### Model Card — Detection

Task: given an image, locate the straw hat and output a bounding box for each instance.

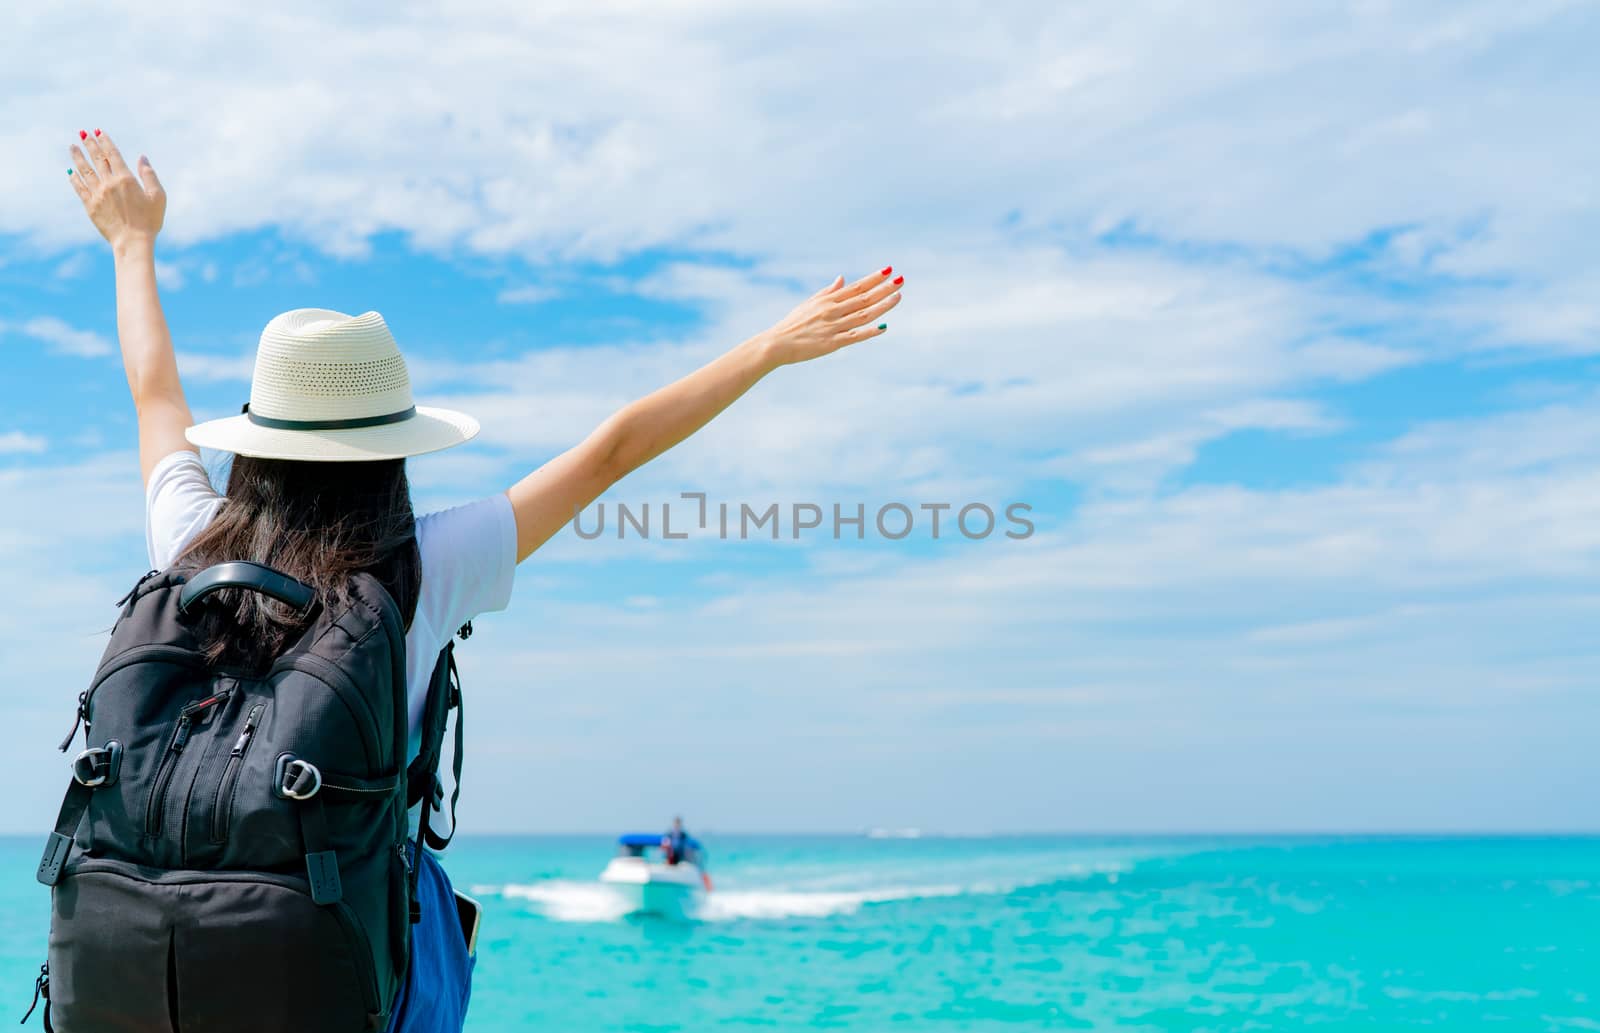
[185,309,479,461]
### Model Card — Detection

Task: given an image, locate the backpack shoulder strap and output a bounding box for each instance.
[406,621,470,854]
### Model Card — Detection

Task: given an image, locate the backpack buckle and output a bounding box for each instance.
[71,742,122,788]
[275,756,323,800]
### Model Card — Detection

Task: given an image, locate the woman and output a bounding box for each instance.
[64,129,904,1029]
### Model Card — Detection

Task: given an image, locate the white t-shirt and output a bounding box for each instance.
[144,449,517,839]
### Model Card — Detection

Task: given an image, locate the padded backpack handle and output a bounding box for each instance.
[178,561,316,615]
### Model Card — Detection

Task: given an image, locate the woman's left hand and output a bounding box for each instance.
[759,266,905,367]
[67,130,166,252]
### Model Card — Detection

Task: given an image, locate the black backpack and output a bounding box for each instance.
[27,561,467,1033]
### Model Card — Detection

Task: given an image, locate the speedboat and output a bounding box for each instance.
[599,833,712,916]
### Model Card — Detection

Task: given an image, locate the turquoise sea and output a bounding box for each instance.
[1,835,1594,1030]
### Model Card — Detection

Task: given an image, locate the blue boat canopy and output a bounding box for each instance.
[618,833,701,850]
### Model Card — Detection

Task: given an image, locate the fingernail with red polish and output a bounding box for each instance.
[79,130,87,140]
[880,266,892,276]
[893,276,904,285]
[94,129,102,137]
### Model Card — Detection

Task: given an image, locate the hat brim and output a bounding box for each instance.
[185,405,480,462]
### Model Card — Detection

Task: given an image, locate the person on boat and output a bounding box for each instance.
[663,817,690,865]
[63,129,904,1032]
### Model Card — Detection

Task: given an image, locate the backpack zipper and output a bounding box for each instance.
[391,842,413,987]
[144,691,231,839]
[61,645,209,754]
[210,702,265,843]
[57,691,89,752]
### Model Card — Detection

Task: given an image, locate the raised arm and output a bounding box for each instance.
[506,267,905,562]
[67,130,190,487]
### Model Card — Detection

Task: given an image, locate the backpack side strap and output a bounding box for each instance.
[36,781,91,887]
[410,642,464,853]
[403,623,470,919]
[37,739,128,886]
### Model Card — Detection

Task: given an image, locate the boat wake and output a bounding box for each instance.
[487,880,639,923]
[475,857,1138,924]
[473,879,977,923]
[695,883,962,920]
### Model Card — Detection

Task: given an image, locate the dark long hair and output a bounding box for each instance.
[172,454,422,673]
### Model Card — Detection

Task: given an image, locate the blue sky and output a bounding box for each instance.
[2,1,1597,833]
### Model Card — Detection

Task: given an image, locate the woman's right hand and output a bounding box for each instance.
[67,130,166,252]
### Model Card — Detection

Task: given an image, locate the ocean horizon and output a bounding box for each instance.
[3,833,1594,1030]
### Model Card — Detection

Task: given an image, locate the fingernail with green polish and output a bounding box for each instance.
[66,169,73,176]
[878,323,887,330]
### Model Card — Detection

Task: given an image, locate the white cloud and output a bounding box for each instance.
[176,350,255,382]
[154,259,186,290]
[0,0,1593,342]
[1063,398,1341,488]
[0,431,48,454]
[16,316,113,358]
[8,1,1590,512]
[0,453,155,834]
[438,394,1600,830]
[370,246,1371,507]
[53,251,92,280]
[496,284,560,305]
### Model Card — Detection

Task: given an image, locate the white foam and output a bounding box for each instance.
[481,880,637,923]
[474,879,972,923]
[695,883,964,921]
[474,851,1149,925]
